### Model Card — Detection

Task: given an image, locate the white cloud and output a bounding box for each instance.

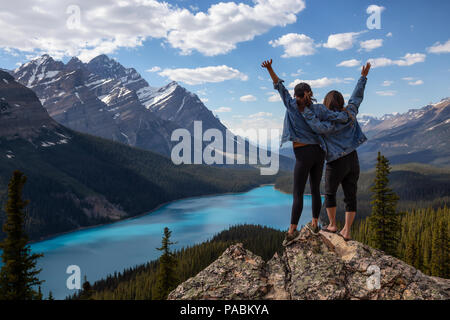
[269,33,316,58]
[376,90,397,96]
[337,59,361,67]
[0,0,307,60]
[146,66,161,72]
[290,69,303,77]
[249,112,273,118]
[382,80,393,87]
[386,32,393,37]
[214,107,232,113]
[159,65,248,85]
[402,77,424,86]
[360,39,383,52]
[288,77,353,89]
[267,92,281,102]
[427,39,450,54]
[368,53,426,68]
[408,80,424,86]
[197,88,207,96]
[240,95,257,102]
[323,31,364,51]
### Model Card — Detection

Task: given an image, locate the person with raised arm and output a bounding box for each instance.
[301,63,371,241]
[261,59,352,246]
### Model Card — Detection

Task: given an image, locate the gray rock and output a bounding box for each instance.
[168,227,450,300]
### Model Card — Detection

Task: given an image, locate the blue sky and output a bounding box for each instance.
[0,0,449,134]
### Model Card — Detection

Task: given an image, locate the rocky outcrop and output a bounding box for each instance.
[168,227,450,300]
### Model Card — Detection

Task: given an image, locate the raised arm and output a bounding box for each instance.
[261,59,297,113]
[347,62,370,117]
[261,59,279,83]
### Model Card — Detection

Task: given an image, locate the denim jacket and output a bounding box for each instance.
[301,76,368,162]
[274,79,350,152]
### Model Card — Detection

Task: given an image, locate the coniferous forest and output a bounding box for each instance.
[0,131,281,241]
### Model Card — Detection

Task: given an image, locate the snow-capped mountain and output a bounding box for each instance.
[357,98,450,169]
[11,54,294,170]
[11,54,226,157]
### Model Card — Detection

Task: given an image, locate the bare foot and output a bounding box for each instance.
[339,230,351,241]
[323,225,337,232]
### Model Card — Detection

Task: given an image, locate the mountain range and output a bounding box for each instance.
[357,98,450,169]
[10,54,295,171]
[0,70,276,240]
[11,54,204,156]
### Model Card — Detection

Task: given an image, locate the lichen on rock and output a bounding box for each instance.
[168,227,450,300]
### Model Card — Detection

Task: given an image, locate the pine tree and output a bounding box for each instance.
[37,286,43,300]
[48,291,54,300]
[79,275,93,300]
[0,171,44,300]
[368,152,401,256]
[405,240,417,267]
[431,219,449,278]
[152,227,178,300]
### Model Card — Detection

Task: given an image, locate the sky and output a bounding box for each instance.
[0,0,449,137]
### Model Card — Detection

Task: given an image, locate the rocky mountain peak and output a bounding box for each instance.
[87,54,127,79]
[168,227,450,300]
[65,56,85,71]
[13,54,64,87]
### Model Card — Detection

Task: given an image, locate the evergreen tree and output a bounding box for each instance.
[368,152,401,256]
[152,227,178,300]
[0,171,43,300]
[431,219,449,278]
[48,291,54,300]
[37,286,43,300]
[79,275,93,300]
[405,240,417,268]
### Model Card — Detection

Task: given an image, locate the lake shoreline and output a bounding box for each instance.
[29,183,278,245]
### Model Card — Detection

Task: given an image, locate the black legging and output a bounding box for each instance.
[291,144,325,225]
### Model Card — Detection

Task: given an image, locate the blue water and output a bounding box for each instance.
[8,185,316,299]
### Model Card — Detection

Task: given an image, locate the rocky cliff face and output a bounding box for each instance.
[168,227,450,300]
[0,70,63,140]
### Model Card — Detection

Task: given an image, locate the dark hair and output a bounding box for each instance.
[323,90,345,111]
[294,82,311,98]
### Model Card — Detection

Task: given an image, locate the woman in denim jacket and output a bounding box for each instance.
[301,63,371,241]
[262,59,353,246]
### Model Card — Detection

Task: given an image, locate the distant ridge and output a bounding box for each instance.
[357,97,450,169]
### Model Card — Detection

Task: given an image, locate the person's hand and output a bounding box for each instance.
[261,59,273,69]
[361,62,371,77]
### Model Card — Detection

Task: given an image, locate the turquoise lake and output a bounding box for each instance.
[20,185,315,299]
